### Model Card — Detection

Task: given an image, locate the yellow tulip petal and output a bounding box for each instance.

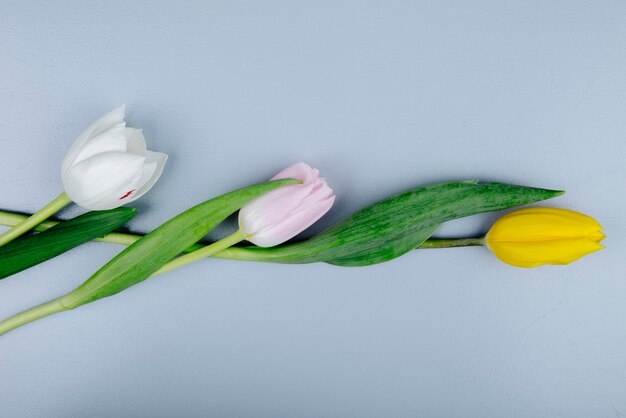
[488,209,603,242]
[488,238,604,268]
[498,208,603,230]
[486,208,605,268]
[588,231,606,243]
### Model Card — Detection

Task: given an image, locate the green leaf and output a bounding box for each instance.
[0,208,138,280]
[224,181,564,266]
[60,179,297,309]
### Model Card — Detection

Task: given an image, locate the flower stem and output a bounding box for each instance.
[0,209,485,261]
[418,237,485,248]
[0,297,67,336]
[0,193,72,247]
[153,230,245,275]
[0,230,246,337]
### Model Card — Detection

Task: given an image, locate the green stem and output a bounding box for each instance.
[154,230,245,275]
[0,230,246,336]
[418,237,485,248]
[0,214,485,336]
[0,297,67,336]
[0,193,72,247]
[0,210,485,261]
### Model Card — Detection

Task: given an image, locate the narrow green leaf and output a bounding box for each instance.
[224,181,564,266]
[0,208,138,280]
[60,179,298,309]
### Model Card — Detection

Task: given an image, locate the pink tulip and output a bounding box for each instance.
[238,162,335,247]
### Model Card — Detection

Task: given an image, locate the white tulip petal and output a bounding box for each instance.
[125,128,147,156]
[126,151,168,202]
[62,151,146,210]
[88,105,126,140]
[69,123,127,168]
[61,105,126,174]
[60,105,167,210]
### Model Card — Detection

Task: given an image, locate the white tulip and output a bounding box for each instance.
[0,106,167,247]
[61,105,168,210]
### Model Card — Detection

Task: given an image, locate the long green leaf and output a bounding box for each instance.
[219,181,564,266]
[59,179,297,309]
[0,208,137,280]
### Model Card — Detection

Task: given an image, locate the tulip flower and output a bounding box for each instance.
[0,106,167,247]
[238,162,335,247]
[155,162,334,274]
[485,208,605,268]
[61,105,168,210]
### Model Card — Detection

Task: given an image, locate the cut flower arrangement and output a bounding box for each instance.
[0,107,606,336]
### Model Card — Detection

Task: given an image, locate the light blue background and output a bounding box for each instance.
[1,1,625,417]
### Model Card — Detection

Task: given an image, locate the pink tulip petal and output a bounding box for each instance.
[239,162,335,247]
[249,195,335,247]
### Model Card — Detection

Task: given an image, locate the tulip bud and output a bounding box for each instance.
[61,105,168,210]
[0,106,168,248]
[485,208,605,268]
[238,162,335,247]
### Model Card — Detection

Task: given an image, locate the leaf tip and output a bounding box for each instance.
[546,189,565,198]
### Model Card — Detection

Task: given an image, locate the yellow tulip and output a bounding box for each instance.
[485,208,605,268]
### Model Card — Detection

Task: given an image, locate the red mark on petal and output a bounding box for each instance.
[119,189,136,200]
